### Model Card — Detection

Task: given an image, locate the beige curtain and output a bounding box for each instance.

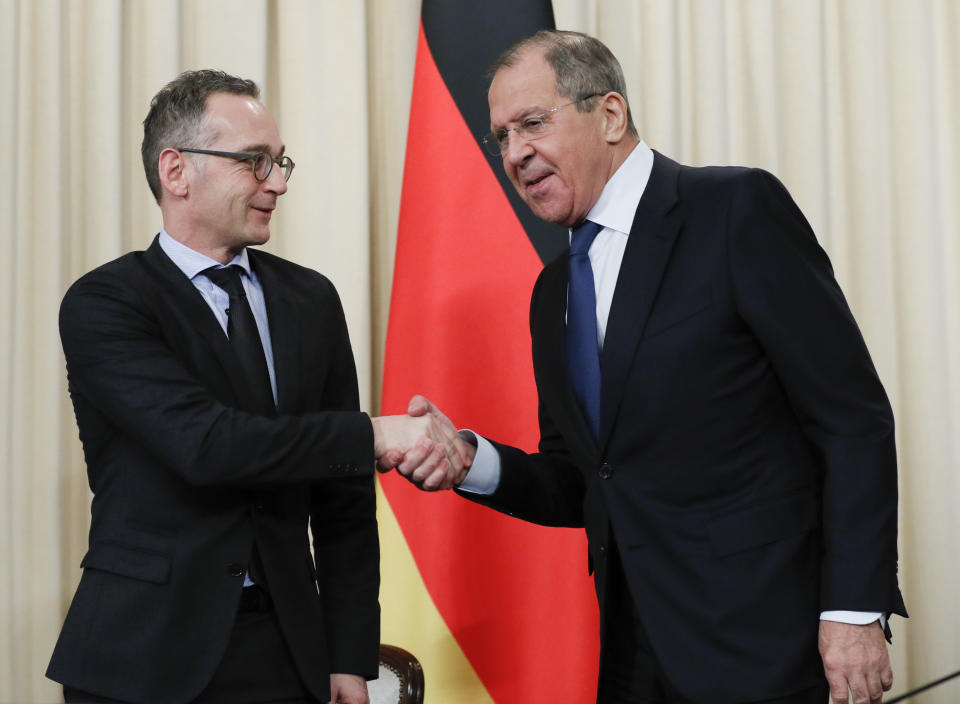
[1,1,956,701]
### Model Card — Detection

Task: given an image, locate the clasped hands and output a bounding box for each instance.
[372,395,475,490]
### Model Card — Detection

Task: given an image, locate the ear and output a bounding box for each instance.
[598,92,630,144]
[158,148,189,199]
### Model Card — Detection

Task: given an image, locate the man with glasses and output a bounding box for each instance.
[395,31,905,704]
[47,69,468,704]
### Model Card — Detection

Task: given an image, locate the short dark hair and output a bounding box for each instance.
[141,69,260,203]
[488,30,638,138]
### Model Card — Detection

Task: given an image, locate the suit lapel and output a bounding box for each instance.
[143,235,236,362]
[249,251,300,414]
[143,237,274,413]
[599,152,683,448]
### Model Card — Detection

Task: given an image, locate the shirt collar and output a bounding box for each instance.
[158,228,251,280]
[582,140,655,236]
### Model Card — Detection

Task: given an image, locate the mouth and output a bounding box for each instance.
[522,171,553,196]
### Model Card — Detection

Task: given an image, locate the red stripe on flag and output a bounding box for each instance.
[381,23,599,703]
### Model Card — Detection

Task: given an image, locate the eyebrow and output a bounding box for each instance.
[238,143,286,158]
[492,106,550,130]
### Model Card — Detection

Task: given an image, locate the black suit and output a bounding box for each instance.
[462,152,906,703]
[47,237,379,703]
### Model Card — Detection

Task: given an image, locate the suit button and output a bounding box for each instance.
[227,563,245,578]
[599,462,613,479]
[599,544,606,553]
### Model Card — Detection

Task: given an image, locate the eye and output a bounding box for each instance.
[494,129,510,146]
[250,153,267,178]
[521,117,546,134]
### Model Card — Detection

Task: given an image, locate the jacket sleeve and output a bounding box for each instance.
[727,169,905,617]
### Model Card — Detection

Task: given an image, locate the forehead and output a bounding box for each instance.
[488,50,560,126]
[204,92,282,148]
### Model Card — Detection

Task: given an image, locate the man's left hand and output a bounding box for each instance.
[328,673,368,704]
[819,620,892,704]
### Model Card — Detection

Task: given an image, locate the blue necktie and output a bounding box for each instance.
[566,220,603,440]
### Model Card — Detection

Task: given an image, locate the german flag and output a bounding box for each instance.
[378,2,600,701]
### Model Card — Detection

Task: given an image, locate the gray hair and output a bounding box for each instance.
[488,30,637,138]
[141,69,260,203]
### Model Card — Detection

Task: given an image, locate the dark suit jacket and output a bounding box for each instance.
[462,152,906,703]
[47,237,380,703]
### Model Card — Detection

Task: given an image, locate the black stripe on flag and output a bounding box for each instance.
[422,0,568,265]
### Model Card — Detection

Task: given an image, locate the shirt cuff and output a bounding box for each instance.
[455,431,501,495]
[820,610,884,627]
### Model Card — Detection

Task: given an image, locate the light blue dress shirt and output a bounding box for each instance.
[158,229,278,404]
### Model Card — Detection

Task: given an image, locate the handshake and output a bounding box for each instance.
[371,395,476,491]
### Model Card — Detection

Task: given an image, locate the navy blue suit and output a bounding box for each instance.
[462,152,906,702]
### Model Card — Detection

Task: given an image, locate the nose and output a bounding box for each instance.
[503,130,534,166]
[264,162,288,195]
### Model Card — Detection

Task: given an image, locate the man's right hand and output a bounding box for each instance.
[399,395,477,490]
[371,405,472,489]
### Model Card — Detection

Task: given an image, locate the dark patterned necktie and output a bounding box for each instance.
[203,265,274,414]
[566,220,603,440]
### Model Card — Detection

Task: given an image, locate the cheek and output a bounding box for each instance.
[558,154,594,200]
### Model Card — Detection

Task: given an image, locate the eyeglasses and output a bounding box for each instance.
[178,148,295,182]
[481,94,603,156]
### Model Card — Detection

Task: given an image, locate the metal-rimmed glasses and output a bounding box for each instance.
[481,93,603,156]
[178,148,295,182]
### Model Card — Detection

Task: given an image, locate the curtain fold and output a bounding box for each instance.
[1,1,957,701]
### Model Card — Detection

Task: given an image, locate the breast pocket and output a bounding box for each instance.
[642,286,712,340]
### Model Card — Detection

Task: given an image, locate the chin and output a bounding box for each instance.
[252,227,272,242]
[529,204,573,227]
[242,234,270,249]
[519,191,569,224]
